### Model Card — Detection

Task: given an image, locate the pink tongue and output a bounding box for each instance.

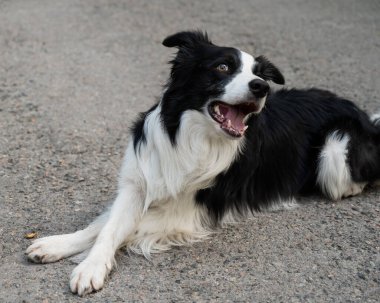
[219,104,245,131]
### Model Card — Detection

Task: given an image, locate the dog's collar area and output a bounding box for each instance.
[208,101,257,137]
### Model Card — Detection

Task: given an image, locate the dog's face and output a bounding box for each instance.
[162,31,284,141]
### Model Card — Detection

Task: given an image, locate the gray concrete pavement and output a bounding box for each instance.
[1,0,379,302]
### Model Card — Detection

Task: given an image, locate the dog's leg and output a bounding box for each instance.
[26,212,108,263]
[317,131,367,200]
[69,183,143,296]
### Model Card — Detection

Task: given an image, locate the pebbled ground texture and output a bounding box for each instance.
[0,0,379,302]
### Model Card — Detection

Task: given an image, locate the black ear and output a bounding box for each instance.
[254,56,285,85]
[162,30,213,48]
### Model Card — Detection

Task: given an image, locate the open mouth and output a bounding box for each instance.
[208,101,260,137]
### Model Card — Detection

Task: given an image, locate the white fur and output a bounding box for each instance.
[26,45,375,295]
[370,112,380,126]
[25,45,375,295]
[27,102,244,296]
[125,107,243,257]
[26,213,107,263]
[219,51,264,108]
[138,106,242,203]
[25,50,266,296]
[265,198,299,212]
[24,49,274,296]
[317,131,366,200]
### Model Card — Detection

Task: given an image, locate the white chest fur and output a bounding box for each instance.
[130,105,242,209]
[120,105,242,256]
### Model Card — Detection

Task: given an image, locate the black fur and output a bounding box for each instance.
[196,88,380,222]
[132,31,380,223]
[160,31,261,143]
[162,30,212,48]
[131,103,158,151]
[254,56,285,85]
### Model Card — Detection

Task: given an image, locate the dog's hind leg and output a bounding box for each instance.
[317,113,380,200]
[26,212,108,263]
[316,131,367,201]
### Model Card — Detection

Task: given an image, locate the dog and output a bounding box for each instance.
[26,31,380,296]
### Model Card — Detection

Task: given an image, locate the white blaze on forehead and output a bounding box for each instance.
[220,51,259,103]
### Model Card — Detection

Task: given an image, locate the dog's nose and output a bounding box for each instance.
[249,79,270,98]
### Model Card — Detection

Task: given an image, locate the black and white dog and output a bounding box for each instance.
[26,31,380,296]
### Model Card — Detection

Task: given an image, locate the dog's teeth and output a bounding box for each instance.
[227,119,231,128]
[243,114,251,124]
[240,125,249,134]
[214,104,221,115]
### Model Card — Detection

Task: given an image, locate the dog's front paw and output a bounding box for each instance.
[26,235,69,263]
[70,259,112,296]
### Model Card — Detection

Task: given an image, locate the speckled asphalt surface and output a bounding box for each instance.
[1,0,379,302]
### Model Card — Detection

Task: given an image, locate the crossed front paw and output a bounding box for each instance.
[26,236,67,263]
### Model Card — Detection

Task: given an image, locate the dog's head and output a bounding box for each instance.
[161,31,284,142]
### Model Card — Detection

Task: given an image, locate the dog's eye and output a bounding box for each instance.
[215,63,229,73]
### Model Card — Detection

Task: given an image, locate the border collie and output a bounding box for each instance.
[26,31,380,296]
